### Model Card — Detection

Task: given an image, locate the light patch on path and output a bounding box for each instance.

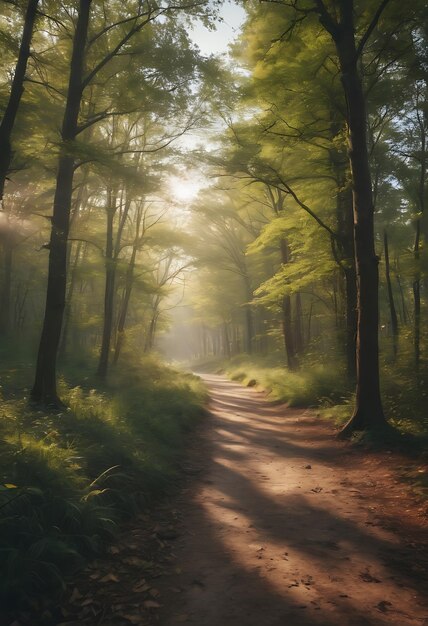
[156,374,428,626]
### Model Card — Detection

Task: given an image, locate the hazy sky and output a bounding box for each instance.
[188,1,246,56]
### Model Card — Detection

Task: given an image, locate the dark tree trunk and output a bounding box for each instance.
[223,322,231,358]
[14,282,28,330]
[0,244,12,334]
[344,265,357,380]
[280,239,298,369]
[413,118,426,374]
[31,0,91,405]
[320,2,387,434]
[113,245,137,365]
[59,241,82,358]
[413,226,421,374]
[383,230,398,359]
[97,201,116,379]
[295,292,304,353]
[243,279,253,354]
[337,181,357,382]
[0,0,39,202]
[144,307,159,353]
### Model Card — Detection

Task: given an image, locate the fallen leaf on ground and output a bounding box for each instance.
[122,615,145,624]
[69,588,82,602]
[144,601,162,609]
[100,573,120,583]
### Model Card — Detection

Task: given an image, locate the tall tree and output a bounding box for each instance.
[0,0,39,203]
[311,0,392,434]
[31,0,92,405]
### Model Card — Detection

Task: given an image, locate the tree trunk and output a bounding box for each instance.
[97,200,116,379]
[223,322,231,358]
[31,0,91,405]
[243,279,253,354]
[413,115,426,375]
[280,238,298,369]
[59,241,82,358]
[344,265,357,380]
[413,227,421,374]
[144,308,159,353]
[0,0,39,202]
[0,243,12,334]
[337,181,357,382]
[294,292,304,353]
[326,4,387,435]
[383,230,398,359]
[395,265,408,325]
[113,244,138,365]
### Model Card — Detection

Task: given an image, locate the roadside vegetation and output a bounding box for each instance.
[195,351,428,440]
[0,350,206,610]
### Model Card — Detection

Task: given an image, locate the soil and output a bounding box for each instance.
[21,374,428,626]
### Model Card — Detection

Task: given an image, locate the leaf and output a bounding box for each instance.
[100,573,120,583]
[4,483,18,489]
[70,587,82,602]
[123,615,144,624]
[144,600,162,609]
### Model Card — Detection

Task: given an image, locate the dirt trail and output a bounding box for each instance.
[152,374,428,626]
[41,374,428,626]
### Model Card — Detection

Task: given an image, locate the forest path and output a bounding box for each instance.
[151,374,427,626]
[55,374,428,626]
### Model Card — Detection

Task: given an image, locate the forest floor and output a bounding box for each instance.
[29,374,428,626]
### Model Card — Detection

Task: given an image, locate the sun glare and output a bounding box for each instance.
[170,176,203,203]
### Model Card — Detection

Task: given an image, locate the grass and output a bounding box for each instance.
[0,353,207,610]
[202,353,428,439]
[212,354,351,408]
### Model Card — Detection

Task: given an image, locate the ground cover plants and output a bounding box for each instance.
[0,353,206,611]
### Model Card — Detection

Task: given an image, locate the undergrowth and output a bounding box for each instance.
[205,354,428,439]
[0,354,206,610]
[215,354,350,408]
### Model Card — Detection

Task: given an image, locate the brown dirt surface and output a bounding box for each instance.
[20,374,428,626]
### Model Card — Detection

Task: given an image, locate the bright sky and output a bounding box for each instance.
[188,1,246,56]
[170,3,246,204]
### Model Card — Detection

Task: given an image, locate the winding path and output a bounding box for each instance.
[155,374,428,626]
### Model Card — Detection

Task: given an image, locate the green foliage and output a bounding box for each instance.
[0,355,206,609]
[220,354,350,407]
[217,353,428,438]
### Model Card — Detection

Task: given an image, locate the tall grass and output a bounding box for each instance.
[0,354,207,609]
[213,353,428,438]
[219,354,350,407]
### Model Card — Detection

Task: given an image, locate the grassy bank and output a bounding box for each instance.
[0,355,207,609]
[201,354,428,439]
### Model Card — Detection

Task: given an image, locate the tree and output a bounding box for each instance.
[0,0,39,203]
[31,0,209,403]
